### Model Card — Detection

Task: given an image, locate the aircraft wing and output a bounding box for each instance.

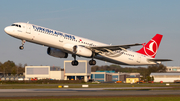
[85,43,142,53]
[148,59,172,62]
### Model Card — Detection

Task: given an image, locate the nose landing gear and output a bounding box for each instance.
[19,40,25,50]
[19,46,24,50]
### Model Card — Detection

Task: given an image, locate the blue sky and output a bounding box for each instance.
[0,0,179,68]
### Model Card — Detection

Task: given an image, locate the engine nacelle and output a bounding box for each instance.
[63,44,92,57]
[47,47,68,58]
[75,45,92,57]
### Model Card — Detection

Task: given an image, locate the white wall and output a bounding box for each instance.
[25,66,50,80]
[154,78,180,82]
[49,71,64,80]
[25,66,64,80]
[64,60,91,82]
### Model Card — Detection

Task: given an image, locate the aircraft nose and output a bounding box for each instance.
[4,26,11,34]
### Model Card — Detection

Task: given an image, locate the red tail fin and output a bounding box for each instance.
[136,34,163,58]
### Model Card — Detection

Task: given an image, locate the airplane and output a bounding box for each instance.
[4,22,172,66]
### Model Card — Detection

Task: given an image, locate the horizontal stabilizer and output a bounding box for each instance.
[148,59,172,62]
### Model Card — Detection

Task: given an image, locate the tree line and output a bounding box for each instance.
[0,60,27,76]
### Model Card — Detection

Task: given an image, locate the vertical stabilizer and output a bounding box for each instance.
[136,34,163,58]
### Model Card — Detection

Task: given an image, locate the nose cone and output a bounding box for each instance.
[4,26,11,34]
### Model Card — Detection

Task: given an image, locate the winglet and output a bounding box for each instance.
[136,34,163,58]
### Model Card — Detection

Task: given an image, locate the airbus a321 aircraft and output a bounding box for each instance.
[4,22,172,66]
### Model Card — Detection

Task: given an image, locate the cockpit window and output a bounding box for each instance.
[11,24,17,26]
[11,24,21,28]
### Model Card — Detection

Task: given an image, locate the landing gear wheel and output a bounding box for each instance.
[71,60,79,66]
[19,46,24,50]
[89,60,96,65]
[19,40,25,50]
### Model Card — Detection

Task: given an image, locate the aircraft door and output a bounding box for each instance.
[59,35,64,42]
[137,54,141,63]
[26,24,31,34]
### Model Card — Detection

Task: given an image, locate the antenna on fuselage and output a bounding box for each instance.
[27,21,29,24]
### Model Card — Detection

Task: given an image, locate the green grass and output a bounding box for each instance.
[0,96,180,101]
[0,83,179,101]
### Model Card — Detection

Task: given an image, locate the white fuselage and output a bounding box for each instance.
[4,22,156,65]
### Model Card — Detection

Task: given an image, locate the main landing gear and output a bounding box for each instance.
[71,55,96,66]
[19,40,25,50]
[71,54,79,66]
[89,53,96,65]
[71,59,96,66]
[89,59,96,65]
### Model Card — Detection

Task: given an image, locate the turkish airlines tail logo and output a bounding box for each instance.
[136,34,163,58]
[147,41,155,53]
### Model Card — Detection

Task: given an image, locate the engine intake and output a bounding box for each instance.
[47,47,68,58]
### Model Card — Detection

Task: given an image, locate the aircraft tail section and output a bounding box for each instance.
[136,34,163,58]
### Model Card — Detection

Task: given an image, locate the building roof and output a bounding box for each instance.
[96,71,115,73]
[150,72,180,76]
[167,66,180,68]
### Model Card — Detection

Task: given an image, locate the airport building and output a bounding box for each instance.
[126,77,139,83]
[91,72,112,82]
[24,60,140,82]
[24,60,92,82]
[166,66,180,72]
[25,66,64,80]
[111,72,140,82]
[64,60,91,82]
[150,72,180,82]
[91,72,140,82]
[150,66,180,82]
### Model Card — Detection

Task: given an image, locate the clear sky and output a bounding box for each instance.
[0,0,179,68]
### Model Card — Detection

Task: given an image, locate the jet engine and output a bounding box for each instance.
[73,45,92,57]
[47,47,68,58]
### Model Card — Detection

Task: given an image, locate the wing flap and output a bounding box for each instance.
[87,43,142,52]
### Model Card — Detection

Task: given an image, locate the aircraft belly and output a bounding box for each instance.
[95,53,156,66]
[95,55,128,65]
[95,54,129,65]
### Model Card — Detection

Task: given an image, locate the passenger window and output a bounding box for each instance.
[19,25,21,28]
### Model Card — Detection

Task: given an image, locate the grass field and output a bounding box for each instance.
[0,83,179,100]
[0,96,180,101]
